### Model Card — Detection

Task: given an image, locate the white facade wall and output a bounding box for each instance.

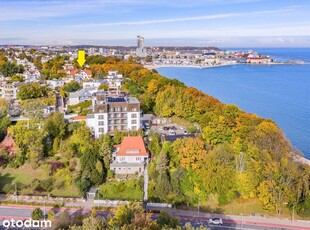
[46,80,65,89]
[68,97,80,106]
[83,82,102,89]
[0,85,18,100]
[115,156,147,163]
[86,113,109,138]
[87,111,140,137]
[127,112,140,131]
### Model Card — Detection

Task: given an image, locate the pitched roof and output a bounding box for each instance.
[83,69,92,76]
[70,69,79,76]
[0,134,16,155]
[69,88,94,98]
[116,137,148,157]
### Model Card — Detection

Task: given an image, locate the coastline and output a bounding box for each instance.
[144,63,236,70]
[144,62,304,70]
[154,64,310,163]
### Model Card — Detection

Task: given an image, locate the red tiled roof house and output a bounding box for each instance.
[0,134,17,155]
[110,136,149,175]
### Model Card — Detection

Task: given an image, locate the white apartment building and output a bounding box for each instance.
[82,80,105,90]
[0,83,20,100]
[46,79,65,89]
[86,93,141,138]
[106,70,123,88]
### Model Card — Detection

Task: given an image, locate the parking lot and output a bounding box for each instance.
[150,123,191,136]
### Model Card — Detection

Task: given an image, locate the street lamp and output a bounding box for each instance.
[292,204,295,223]
[13,183,17,204]
[44,196,46,220]
[197,193,200,217]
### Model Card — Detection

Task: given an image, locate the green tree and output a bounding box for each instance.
[157,211,180,228]
[11,75,24,82]
[17,83,48,100]
[0,62,24,77]
[31,208,44,220]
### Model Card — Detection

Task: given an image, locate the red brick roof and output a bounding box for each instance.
[57,69,67,74]
[70,69,79,76]
[83,69,92,76]
[0,134,16,155]
[71,115,87,120]
[116,137,148,156]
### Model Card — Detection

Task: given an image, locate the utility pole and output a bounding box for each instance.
[14,183,17,204]
[292,204,295,223]
[44,196,46,220]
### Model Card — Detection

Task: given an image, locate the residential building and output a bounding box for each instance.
[83,80,105,90]
[68,88,97,105]
[106,70,123,87]
[110,136,149,175]
[46,79,65,89]
[0,82,21,100]
[86,93,141,138]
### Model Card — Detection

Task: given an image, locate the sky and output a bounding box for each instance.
[1,0,310,47]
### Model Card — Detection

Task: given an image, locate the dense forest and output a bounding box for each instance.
[0,54,309,218]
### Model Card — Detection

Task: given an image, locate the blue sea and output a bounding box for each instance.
[157,48,310,159]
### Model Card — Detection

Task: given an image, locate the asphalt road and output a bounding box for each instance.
[0,206,308,230]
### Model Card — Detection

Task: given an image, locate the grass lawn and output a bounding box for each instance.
[0,163,80,197]
[99,179,143,201]
[0,164,46,190]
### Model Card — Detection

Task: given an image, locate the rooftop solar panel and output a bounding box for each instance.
[106,97,126,103]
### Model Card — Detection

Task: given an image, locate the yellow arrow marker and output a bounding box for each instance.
[77,50,86,67]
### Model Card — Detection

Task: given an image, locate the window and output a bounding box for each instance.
[99,128,104,133]
[132,126,137,131]
[98,121,104,126]
[98,115,104,120]
[132,108,137,112]
[122,107,127,112]
[136,157,141,161]
[131,119,137,124]
[131,113,137,118]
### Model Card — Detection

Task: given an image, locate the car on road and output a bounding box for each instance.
[208,218,223,225]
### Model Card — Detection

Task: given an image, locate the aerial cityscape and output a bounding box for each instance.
[0,0,310,229]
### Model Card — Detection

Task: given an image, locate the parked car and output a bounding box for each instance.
[170,126,177,130]
[169,130,176,135]
[145,123,150,129]
[163,126,169,131]
[179,126,184,130]
[183,130,188,135]
[208,218,223,225]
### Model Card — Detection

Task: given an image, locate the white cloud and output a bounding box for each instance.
[69,8,294,28]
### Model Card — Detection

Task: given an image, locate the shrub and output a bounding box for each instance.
[32,208,44,220]
[48,210,56,220]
